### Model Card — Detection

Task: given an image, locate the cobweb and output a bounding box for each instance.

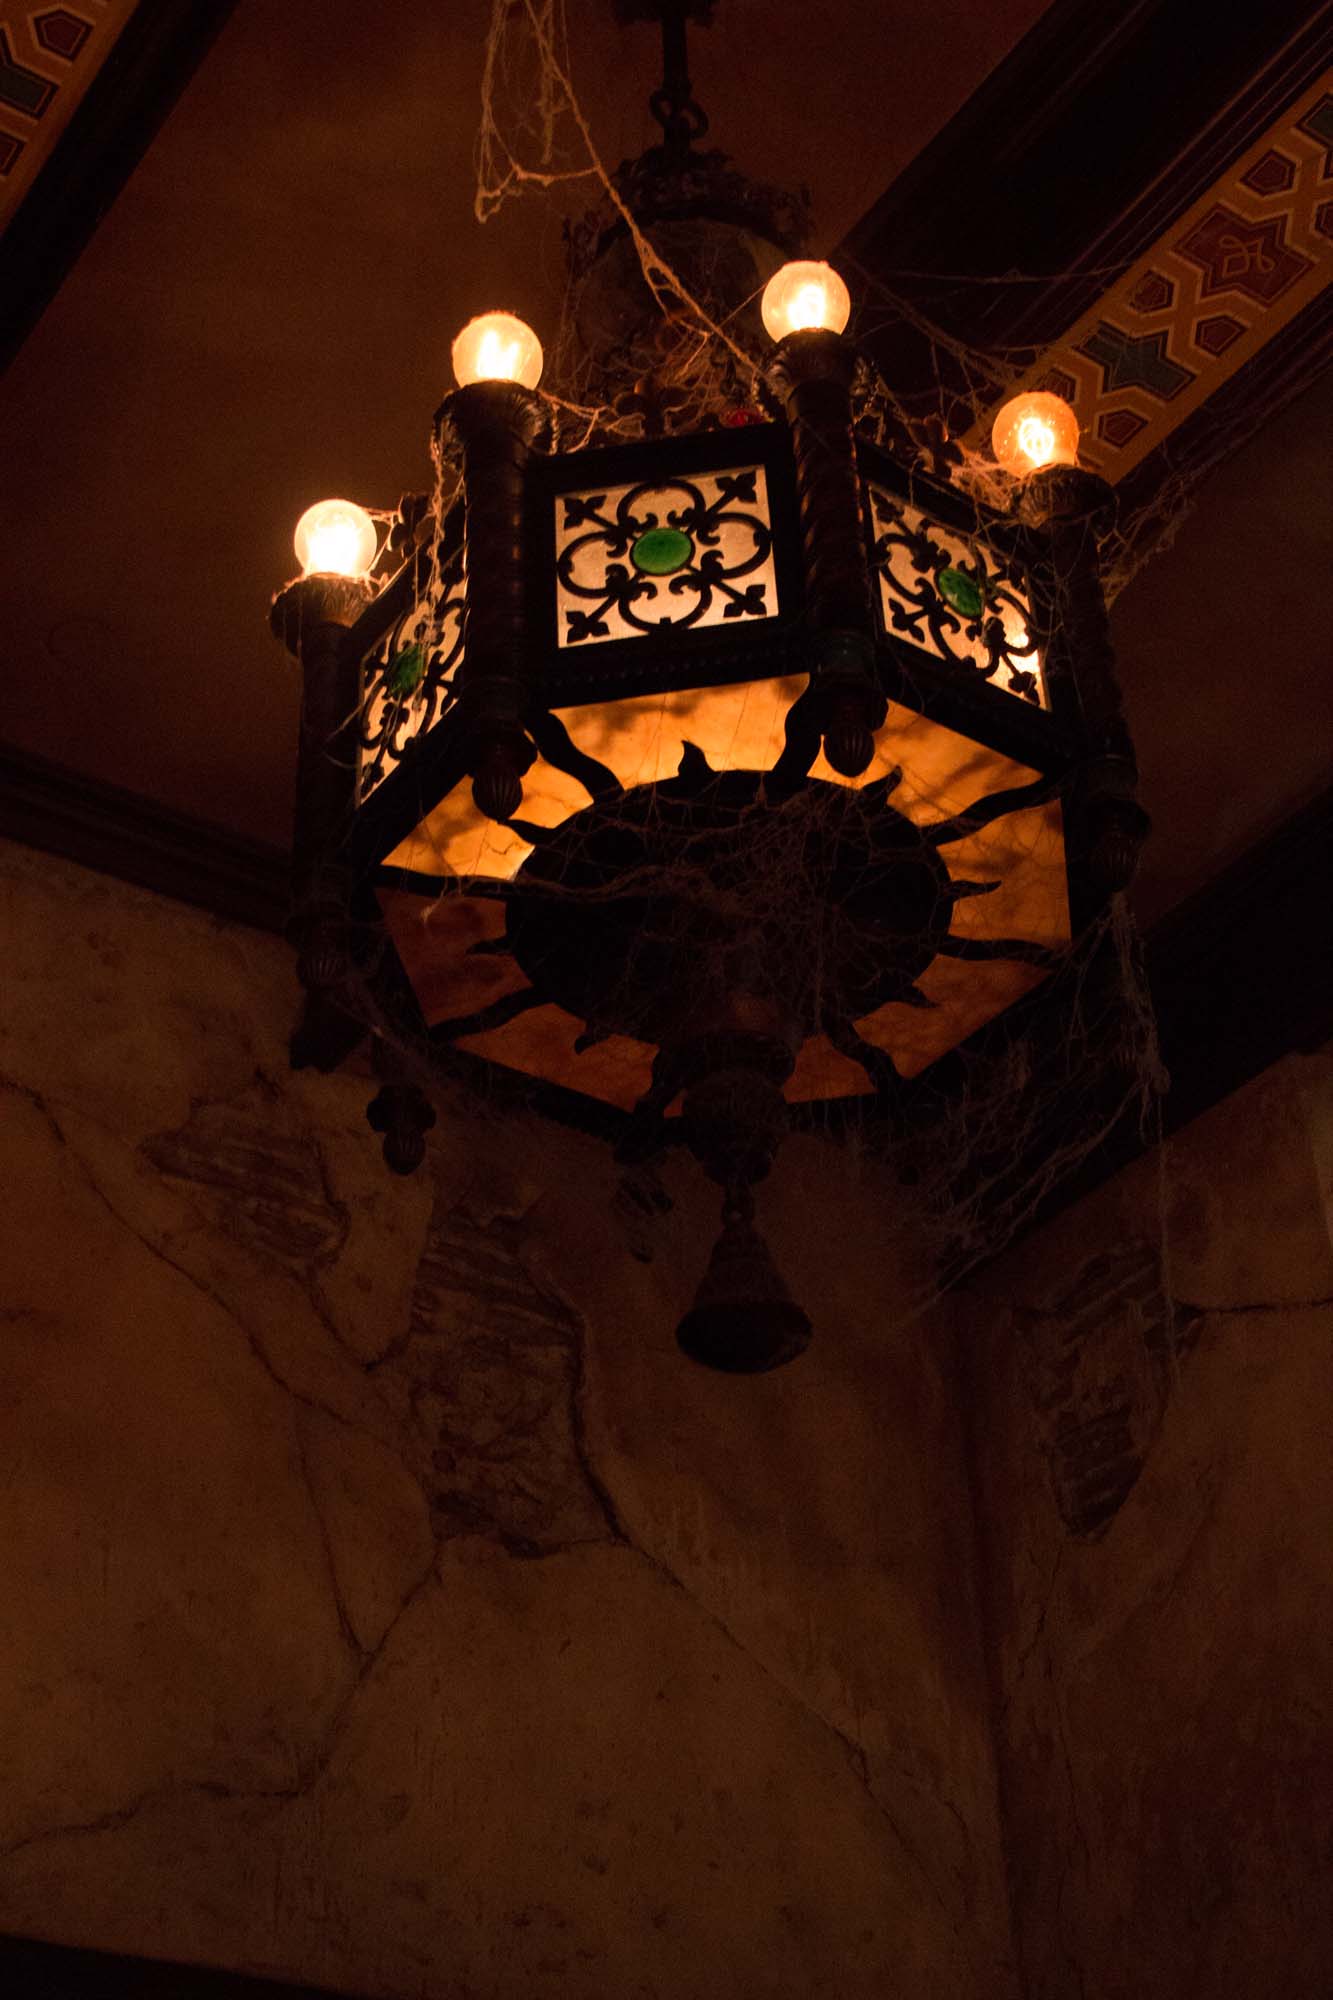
[327,0,1188,1330]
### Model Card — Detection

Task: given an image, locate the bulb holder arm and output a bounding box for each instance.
[270,572,374,993]
[763,329,885,778]
[434,380,548,820]
[1019,466,1150,910]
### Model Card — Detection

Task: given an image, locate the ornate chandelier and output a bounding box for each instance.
[269,0,1148,1374]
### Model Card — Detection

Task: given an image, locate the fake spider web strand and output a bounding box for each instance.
[474,0,1219,601]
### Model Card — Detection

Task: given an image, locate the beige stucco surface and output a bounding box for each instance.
[0,837,1014,1997]
[4,834,1330,1996]
[961,1048,1333,1999]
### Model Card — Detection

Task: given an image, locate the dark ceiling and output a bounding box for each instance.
[1112,365,1331,924]
[0,0,1329,932]
[0,0,1050,834]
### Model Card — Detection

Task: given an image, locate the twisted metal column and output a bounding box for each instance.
[270,572,372,997]
[764,328,886,777]
[1021,466,1150,918]
[435,381,547,819]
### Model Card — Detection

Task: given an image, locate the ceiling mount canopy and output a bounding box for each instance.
[614,0,717,157]
[568,0,810,380]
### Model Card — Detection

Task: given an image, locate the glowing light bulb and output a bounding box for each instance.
[761,260,852,341]
[293,498,378,578]
[990,390,1080,477]
[451,311,543,390]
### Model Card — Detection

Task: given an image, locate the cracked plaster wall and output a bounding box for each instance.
[0,838,1015,1999]
[960,1048,1333,1998]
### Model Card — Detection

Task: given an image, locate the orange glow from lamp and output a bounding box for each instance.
[451,311,544,390]
[990,391,1080,477]
[760,260,852,341]
[293,498,378,578]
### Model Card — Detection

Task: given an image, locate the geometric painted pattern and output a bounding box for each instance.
[1298,91,1333,165]
[1096,408,1148,450]
[1194,312,1245,355]
[0,27,58,117]
[1241,149,1297,198]
[1079,320,1195,398]
[0,2,134,224]
[970,71,1333,481]
[1176,204,1313,304]
[1039,365,1078,404]
[34,11,95,61]
[1127,268,1175,313]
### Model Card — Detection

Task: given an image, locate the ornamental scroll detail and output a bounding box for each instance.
[554,465,778,648]
[358,555,466,801]
[867,485,1045,706]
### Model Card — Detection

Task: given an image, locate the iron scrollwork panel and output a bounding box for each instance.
[867,484,1045,706]
[554,465,779,648]
[358,555,466,801]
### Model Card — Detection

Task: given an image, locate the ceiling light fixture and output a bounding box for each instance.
[269,1,1149,1373]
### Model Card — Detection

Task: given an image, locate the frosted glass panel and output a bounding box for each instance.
[358,572,465,801]
[555,464,778,647]
[867,485,1045,705]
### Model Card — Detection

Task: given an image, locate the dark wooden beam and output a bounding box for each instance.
[0,1933,343,2000]
[840,0,1332,413]
[1115,285,1333,570]
[0,2,241,373]
[0,739,289,932]
[1147,782,1333,1131]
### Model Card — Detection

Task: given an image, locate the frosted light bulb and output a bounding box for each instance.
[990,391,1080,477]
[451,311,544,390]
[293,498,378,578]
[760,260,852,341]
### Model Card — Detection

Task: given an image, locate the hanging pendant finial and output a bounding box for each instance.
[677,1184,812,1374]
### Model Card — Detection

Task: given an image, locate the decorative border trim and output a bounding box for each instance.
[0,2,239,371]
[845,3,1333,505]
[0,3,137,220]
[0,737,289,931]
[0,1931,343,1999]
[970,72,1333,480]
[1108,280,1333,581]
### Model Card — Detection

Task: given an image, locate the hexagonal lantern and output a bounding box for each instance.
[361,412,1079,1116]
[269,13,1147,1374]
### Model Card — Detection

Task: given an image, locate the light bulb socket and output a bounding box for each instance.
[269,574,373,655]
[433,379,549,460]
[1016,463,1116,532]
[761,325,859,411]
